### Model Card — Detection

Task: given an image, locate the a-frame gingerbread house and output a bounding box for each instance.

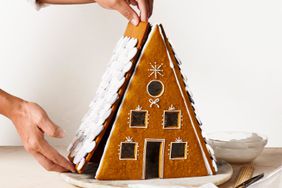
[67,22,217,180]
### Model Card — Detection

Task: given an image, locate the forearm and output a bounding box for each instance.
[37,0,95,5]
[0,89,23,120]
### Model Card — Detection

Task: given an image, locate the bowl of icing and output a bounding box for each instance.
[207,131,267,163]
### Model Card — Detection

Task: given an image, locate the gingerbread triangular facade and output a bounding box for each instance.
[67,23,217,180]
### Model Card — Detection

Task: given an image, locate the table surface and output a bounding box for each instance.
[0,146,281,188]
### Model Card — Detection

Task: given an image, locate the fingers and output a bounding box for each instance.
[129,0,137,6]
[24,131,75,172]
[38,140,76,172]
[24,129,75,172]
[31,151,68,172]
[114,0,140,25]
[148,0,153,18]
[14,101,74,173]
[38,115,65,138]
[136,0,149,21]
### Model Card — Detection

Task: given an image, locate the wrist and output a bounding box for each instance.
[0,90,26,121]
[8,98,26,122]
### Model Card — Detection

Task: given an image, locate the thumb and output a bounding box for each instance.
[114,0,140,25]
[39,117,65,138]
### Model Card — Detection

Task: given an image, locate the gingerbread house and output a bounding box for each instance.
[67,22,217,180]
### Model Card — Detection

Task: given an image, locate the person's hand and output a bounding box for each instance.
[37,0,154,25]
[10,100,75,173]
[95,0,154,25]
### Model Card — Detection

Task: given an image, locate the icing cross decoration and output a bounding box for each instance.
[168,104,176,110]
[125,136,134,142]
[175,137,184,143]
[135,105,142,111]
[149,98,160,108]
[148,62,164,79]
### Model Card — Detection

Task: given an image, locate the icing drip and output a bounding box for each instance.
[68,36,138,166]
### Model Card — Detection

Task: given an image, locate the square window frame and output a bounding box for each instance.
[169,141,188,160]
[119,142,138,160]
[129,110,149,129]
[162,110,182,129]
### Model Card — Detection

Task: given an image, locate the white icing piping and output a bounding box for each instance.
[182,73,217,171]
[168,38,218,173]
[77,157,86,171]
[159,27,214,175]
[68,36,138,166]
[96,25,157,178]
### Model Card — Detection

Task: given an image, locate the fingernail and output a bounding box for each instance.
[131,19,139,26]
[71,165,76,173]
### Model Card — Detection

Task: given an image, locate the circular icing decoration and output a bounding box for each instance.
[147,80,164,97]
[90,125,104,138]
[84,141,96,153]
[77,157,85,171]
[73,148,85,164]
[69,36,139,162]
[127,48,137,60]
[122,61,132,74]
[126,38,137,49]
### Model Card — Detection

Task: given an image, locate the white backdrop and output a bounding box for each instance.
[0,0,282,146]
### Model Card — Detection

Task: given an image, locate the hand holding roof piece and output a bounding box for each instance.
[29,0,154,26]
[67,22,217,180]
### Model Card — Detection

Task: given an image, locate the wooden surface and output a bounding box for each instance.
[220,148,282,188]
[0,147,281,188]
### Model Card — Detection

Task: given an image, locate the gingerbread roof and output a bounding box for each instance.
[67,22,217,179]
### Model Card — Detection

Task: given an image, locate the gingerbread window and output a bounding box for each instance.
[120,142,137,160]
[170,142,187,160]
[163,110,181,129]
[147,80,164,97]
[130,110,148,128]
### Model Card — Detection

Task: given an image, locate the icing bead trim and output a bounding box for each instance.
[129,108,149,128]
[168,140,188,160]
[162,110,182,129]
[118,138,138,160]
[167,38,217,173]
[160,31,214,175]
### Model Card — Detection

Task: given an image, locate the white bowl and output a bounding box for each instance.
[207,131,267,163]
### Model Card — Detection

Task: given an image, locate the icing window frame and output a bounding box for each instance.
[129,110,148,128]
[169,142,187,160]
[163,110,181,129]
[119,142,138,160]
[147,80,165,98]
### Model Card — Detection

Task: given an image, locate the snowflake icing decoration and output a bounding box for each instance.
[148,62,164,79]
